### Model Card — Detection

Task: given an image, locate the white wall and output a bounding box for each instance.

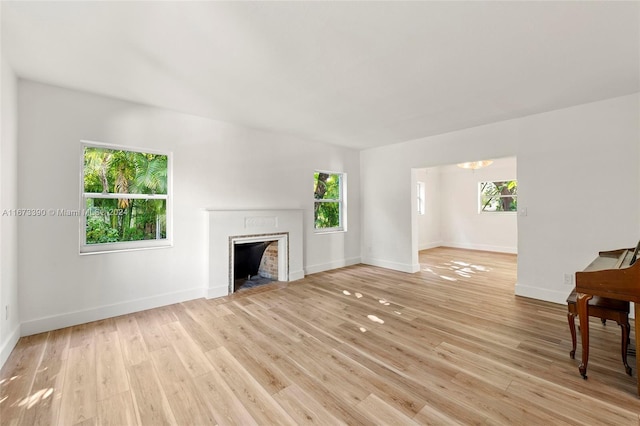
[516,95,639,303]
[0,53,20,367]
[362,94,639,303]
[17,80,361,335]
[439,157,517,253]
[363,116,517,273]
[415,167,442,250]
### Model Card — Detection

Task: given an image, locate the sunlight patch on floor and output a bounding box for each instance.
[339,287,395,326]
[440,275,457,281]
[18,387,54,409]
[471,264,490,272]
[344,290,363,299]
[422,259,491,280]
[367,315,385,324]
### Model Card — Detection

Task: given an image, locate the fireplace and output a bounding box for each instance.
[207,209,304,298]
[230,233,288,293]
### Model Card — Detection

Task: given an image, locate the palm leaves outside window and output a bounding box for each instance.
[83,144,169,248]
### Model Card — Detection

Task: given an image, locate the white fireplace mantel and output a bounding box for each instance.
[206,209,304,298]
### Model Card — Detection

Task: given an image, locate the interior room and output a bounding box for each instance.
[1,1,639,424]
[415,156,518,254]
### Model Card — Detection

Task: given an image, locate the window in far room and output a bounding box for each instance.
[81,141,172,253]
[314,171,345,232]
[479,180,517,212]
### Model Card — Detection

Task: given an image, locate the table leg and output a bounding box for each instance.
[568,311,577,359]
[577,292,593,378]
[635,303,640,396]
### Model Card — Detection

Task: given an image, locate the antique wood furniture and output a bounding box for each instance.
[575,243,640,396]
[566,288,631,375]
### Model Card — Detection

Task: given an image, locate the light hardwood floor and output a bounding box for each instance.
[2,247,640,425]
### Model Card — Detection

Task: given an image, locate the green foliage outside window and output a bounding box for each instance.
[480,180,517,212]
[314,172,342,229]
[83,146,168,245]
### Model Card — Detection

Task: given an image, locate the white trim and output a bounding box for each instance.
[313,227,346,234]
[289,269,305,281]
[416,181,426,215]
[478,211,517,215]
[207,286,229,299]
[515,282,567,305]
[79,241,173,255]
[442,242,517,254]
[83,193,168,200]
[20,286,205,336]
[81,139,169,156]
[305,256,361,275]
[0,324,20,370]
[419,241,444,251]
[362,256,420,273]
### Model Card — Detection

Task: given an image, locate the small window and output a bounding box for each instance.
[81,141,172,253]
[417,181,425,215]
[314,171,345,232]
[479,180,517,212]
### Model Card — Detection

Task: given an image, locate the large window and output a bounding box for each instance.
[479,180,517,212]
[314,171,345,232]
[81,141,172,253]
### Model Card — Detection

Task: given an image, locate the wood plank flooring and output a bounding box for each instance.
[2,247,640,425]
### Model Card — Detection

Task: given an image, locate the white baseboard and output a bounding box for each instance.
[514,283,568,305]
[305,257,361,275]
[361,256,419,273]
[289,269,305,281]
[442,242,517,254]
[206,285,229,299]
[419,241,443,251]
[515,284,635,318]
[21,287,206,336]
[0,324,20,370]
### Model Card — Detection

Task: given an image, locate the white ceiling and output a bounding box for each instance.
[2,1,639,150]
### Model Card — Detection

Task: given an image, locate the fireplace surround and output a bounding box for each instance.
[207,209,304,298]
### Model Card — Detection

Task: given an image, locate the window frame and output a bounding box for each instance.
[313,170,346,233]
[416,181,426,215]
[478,179,517,214]
[79,140,173,254]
